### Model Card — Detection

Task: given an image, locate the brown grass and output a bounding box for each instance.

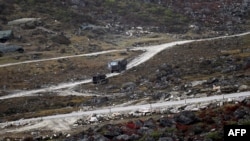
[0,50,142,91]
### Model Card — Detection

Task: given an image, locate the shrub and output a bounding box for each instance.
[239,119,250,125]
[150,130,161,139]
[205,131,222,141]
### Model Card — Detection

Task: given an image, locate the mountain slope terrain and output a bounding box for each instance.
[0,0,250,140]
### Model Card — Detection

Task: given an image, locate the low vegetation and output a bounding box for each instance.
[0,0,249,140]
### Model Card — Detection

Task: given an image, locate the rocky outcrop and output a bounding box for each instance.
[8,18,42,29]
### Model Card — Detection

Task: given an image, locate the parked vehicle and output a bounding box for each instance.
[108,58,127,73]
[0,44,24,57]
[92,74,108,84]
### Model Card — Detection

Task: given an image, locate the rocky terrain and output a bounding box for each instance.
[56,98,250,141]
[0,0,250,140]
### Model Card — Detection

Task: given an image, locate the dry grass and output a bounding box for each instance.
[82,34,250,93]
[0,50,142,91]
[117,33,177,48]
[220,49,242,55]
[0,95,93,121]
[1,34,248,114]
[0,0,249,139]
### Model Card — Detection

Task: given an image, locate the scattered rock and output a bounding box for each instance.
[174,111,198,125]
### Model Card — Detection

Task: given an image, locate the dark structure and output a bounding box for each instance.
[108,58,127,73]
[0,44,24,57]
[92,74,108,84]
[0,30,13,43]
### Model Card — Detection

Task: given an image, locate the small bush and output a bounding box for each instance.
[150,131,161,139]
[205,131,222,141]
[239,119,250,125]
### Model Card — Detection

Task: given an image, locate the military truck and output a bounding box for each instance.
[92,73,108,84]
[108,58,127,73]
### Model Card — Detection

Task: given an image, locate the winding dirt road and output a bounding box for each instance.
[0,32,250,134]
[1,31,250,100]
[0,40,193,100]
[0,91,249,133]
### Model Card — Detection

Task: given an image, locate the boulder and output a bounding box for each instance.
[122,82,136,92]
[238,85,248,91]
[8,18,40,25]
[115,134,131,141]
[158,137,174,141]
[143,118,156,129]
[174,111,198,125]
[8,18,42,29]
[233,107,248,119]
[157,117,174,127]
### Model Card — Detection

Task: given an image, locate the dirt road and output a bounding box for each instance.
[0,32,250,134]
[0,91,249,133]
[1,31,250,100]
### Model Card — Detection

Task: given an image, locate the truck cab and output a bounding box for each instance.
[108,58,127,73]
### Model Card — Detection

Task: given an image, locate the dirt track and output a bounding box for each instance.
[0,32,250,134]
[0,31,249,100]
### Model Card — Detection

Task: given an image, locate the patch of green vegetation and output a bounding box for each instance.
[105,0,116,4]
[0,56,23,64]
[166,127,177,133]
[137,135,147,141]
[226,120,238,125]
[242,34,250,44]
[239,119,250,125]
[205,131,223,141]
[150,130,161,139]
[53,9,72,22]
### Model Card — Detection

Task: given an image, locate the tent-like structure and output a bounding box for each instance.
[0,30,13,43]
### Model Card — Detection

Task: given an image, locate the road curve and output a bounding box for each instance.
[0,91,249,133]
[0,40,195,100]
[26,91,250,119]
[0,32,250,100]
[0,32,250,133]
[28,91,250,118]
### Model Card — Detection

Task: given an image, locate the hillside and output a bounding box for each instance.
[0,0,250,140]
